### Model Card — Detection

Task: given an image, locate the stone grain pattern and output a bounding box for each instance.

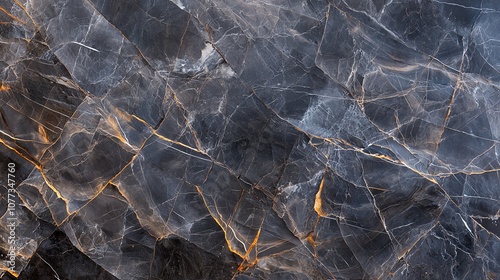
[0,0,499,279]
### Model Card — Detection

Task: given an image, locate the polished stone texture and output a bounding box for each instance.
[0,0,499,279]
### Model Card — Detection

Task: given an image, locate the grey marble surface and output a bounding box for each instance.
[0,0,499,279]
